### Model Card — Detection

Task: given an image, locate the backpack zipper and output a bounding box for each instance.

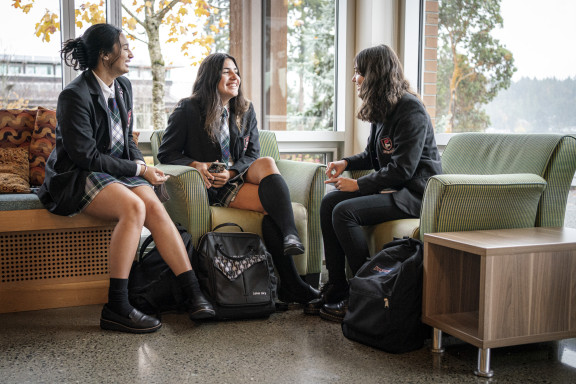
[384,297,389,308]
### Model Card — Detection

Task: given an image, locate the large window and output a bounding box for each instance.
[0,1,62,109]
[263,0,336,132]
[432,0,576,134]
[425,0,576,228]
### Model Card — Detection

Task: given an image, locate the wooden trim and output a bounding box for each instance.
[0,280,109,314]
[0,209,116,232]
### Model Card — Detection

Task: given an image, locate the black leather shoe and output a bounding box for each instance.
[283,234,305,256]
[187,292,216,320]
[319,299,348,323]
[278,285,321,306]
[100,305,162,334]
[303,281,349,315]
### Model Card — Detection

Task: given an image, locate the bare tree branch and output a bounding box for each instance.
[156,0,182,21]
[122,3,145,28]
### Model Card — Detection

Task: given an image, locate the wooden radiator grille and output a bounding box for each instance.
[0,228,112,283]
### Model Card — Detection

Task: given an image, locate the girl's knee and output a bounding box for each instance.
[332,202,355,223]
[254,157,278,172]
[122,197,146,224]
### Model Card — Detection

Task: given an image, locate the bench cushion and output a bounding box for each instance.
[0,193,44,211]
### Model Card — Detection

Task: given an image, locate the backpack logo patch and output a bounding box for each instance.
[373,265,394,275]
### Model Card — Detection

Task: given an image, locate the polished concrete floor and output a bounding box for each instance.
[1,304,575,384]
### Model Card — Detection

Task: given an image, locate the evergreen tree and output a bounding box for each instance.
[437,0,516,132]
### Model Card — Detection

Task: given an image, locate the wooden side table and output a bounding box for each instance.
[423,227,576,377]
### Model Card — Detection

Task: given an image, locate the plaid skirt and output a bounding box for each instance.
[209,169,248,207]
[79,172,151,211]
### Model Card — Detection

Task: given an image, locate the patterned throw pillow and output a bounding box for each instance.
[0,109,37,149]
[29,107,57,186]
[0,147,30,193]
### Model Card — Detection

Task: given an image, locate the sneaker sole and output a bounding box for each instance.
[100,318,162,334]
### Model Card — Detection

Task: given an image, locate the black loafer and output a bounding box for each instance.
[187,293,216,320]
[303,281,349,315]
[100,305,162,334]
[303,297,324,315]
[319,299,348,323]
[283,234,305,256]
[278,285,321,306]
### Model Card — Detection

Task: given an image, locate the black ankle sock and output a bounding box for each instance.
[258,174,298,237]
[176,270,202,299]
[262,216,310,295]
[108,278,135,317]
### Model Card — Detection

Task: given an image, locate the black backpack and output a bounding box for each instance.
[192,223,277,320]
[128,224,193,316]
[341,237,426,353]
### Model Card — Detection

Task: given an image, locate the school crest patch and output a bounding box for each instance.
[381,137,394,154]
[243,136,250,151]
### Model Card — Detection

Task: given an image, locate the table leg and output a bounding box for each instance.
[431,328,445,353]
[474,348,494,378]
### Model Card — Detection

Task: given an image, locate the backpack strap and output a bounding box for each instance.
[212,222,244,232]
[138,234,156,261]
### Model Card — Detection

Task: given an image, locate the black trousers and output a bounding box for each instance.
[320,190,416,282]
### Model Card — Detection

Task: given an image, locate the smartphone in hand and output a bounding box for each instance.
[208,162,226,173]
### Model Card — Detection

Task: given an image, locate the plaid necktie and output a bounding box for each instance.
[220,109,230,166]
[107,97,124,158]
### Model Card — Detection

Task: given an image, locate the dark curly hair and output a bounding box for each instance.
[60,23,122,71]
[355,44,418,123]
[190,53,250,142]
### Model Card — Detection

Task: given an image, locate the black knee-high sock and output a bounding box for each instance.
[258,174,298,238]
[108,278,135,317]
[262,215,309,294]
[176,270,202,299]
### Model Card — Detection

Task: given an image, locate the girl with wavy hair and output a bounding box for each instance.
[305,44,442,322]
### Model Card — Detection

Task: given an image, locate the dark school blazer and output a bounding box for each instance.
[343,93,442,217]
[158,97,260,176]
[38,71,144,216]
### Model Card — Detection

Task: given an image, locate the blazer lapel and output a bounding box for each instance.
[85,71,110,143]
[114,81,129,130]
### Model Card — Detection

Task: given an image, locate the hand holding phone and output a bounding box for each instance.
[208,162,226,173]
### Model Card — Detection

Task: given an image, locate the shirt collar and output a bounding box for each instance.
[92,70,115,100]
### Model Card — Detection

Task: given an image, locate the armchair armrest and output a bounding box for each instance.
[419,173,548,240]
[156,164,211,247]
[276,160,326,206]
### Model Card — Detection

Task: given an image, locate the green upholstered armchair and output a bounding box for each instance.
[151,129,327,287]
[355,133,576,255]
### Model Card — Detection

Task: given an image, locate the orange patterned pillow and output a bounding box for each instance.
[29,107,57,186]
[0,109,37,149]
[0,147,30,193]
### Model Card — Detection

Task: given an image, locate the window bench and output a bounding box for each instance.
[0,194,115,313]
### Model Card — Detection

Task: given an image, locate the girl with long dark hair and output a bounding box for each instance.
[158,53,320,305]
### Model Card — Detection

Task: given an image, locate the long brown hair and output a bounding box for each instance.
[190,53,250,141]
[355,44,418,123]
